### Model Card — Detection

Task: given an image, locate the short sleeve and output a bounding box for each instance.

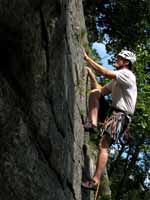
[115,69,135,87]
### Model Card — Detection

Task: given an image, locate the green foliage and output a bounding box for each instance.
[96,0,150,55]
[133,45,150,135]
[84,1,150,198]
[107,44,150,199]
[99,195,111,200]
[91,1,150,199]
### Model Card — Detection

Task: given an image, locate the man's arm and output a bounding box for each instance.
[84,51,116,80]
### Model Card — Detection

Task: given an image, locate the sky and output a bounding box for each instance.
[92,42,114,70]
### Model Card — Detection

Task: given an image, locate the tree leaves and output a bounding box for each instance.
[96,0,150,55]
[84,1,150,198]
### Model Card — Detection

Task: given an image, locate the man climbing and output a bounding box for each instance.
[82,50,137,189]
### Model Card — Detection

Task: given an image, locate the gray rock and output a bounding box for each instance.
[0,0,88,199]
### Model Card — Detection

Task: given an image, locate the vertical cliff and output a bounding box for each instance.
[0,0,88,199]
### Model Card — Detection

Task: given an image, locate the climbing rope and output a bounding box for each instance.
[85,75,89,119]
[94,182,100,200]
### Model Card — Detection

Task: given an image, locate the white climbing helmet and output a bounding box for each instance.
[118,50,136,64]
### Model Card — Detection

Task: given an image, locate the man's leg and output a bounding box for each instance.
[88,89,101,127]
[92,134,110,184]
[82,134,110,189]
[85,66,102,90]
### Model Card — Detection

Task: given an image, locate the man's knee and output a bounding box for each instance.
[98,135,110,151]
[90,89,101,99]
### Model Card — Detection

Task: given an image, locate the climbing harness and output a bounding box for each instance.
[99,107,131,145]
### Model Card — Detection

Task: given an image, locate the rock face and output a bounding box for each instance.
[0,0,87,199]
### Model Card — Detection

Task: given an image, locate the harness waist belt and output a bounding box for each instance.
[112,107,132,117]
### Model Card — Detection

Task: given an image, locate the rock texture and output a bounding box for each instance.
[0,0,87,199]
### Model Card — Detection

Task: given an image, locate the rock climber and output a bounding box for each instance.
[82,49,137,189]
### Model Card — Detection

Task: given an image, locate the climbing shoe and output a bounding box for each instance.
[83,121,98,133]
[81,179,98,191]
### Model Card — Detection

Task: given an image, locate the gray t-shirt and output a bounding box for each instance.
[103,68,137,115]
